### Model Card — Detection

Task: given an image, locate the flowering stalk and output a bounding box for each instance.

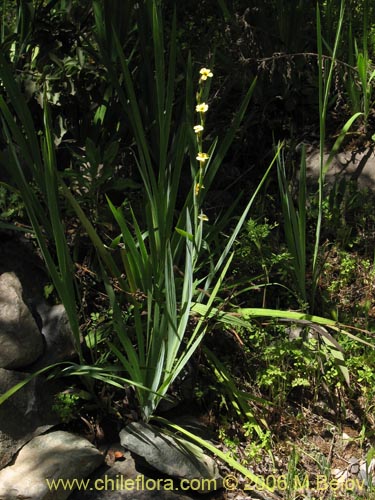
[193,67,213,224]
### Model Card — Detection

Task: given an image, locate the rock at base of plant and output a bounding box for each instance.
[69,448,213,499]
[0,272,44,369]
[29,303,77,370]
[120,422,222,493]
[0,368,60,469]
[0,430,104,500]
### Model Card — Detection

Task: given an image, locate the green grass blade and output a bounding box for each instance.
[152,417,279,497]
[0,52,43,178]
[61,182,122,281]
[313,0,345,306]
[277,146,306,302]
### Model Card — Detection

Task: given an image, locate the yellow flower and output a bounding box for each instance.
[196,152,209,162]
[198,213,209,222]
[195,103,208,113]
[195,183,204,195]
[200,68,213,80]
[193,124,204,134]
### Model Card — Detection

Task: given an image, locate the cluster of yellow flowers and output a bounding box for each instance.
[194,67,213,221]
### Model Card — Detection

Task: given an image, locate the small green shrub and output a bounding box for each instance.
[239,324,342,407]
[234,217,293,308]
[52,391,81,424]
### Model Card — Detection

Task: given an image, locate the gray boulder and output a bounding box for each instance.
[0,368,59,469]
[120,422,222,493]
[30,303,77,370]
[0,430,104,500]
[69,449,204,500]
[0,272,44,369]
[306,146,375,191]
